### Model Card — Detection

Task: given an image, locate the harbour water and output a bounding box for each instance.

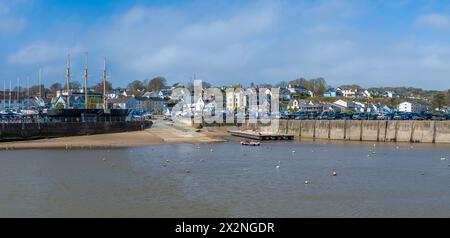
[0,141,449,217]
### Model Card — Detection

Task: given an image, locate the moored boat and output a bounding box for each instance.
[240,141,261,146]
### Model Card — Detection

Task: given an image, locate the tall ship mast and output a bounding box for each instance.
[84,52,89,109]
[66,54,71,108]
[102,57,108,111]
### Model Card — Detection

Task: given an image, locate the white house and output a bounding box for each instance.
[397,101,428,113]
[362,90,371,98]
[333,99,356,111]
[194,97,205,112]
[226,89,247,112]
[288,99,299,110]
[337,88,357,98]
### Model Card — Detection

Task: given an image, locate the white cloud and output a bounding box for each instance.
[5,1,450,89]
[0,16,26,32]
[0,0,28,33]
[416,13,450,30]
[94,2,278,81]
[8,42,84,64]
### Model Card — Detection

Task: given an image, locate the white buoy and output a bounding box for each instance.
[440,157,447,161]
[292,150,296,153]
[332,171,337,176]
[276,165,280,169]
[304,180,310,184]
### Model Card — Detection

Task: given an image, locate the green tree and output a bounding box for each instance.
[85,96,103,109]
[93,81,113,93]
[64,81,82,91]
[147,76,167,92]
[306,77,327,96]
[446,89,450,106]
[432,92,446,111]
[55,102,65,110]
[127,80,145,95]
[339,84,361,90]
[50,83,62,93]
[288,78,308,87]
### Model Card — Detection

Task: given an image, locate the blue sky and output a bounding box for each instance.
[1,0,450,90]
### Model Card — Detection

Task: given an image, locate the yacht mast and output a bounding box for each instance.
[16,77,19,109]
[8,80,11,109]
[3,80,5,109]
[38,69,42,98]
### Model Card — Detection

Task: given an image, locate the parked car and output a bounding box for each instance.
[376,114,388,120]
[431,114,446,121]
[317,113,336,120]
[411,113,425,120]
[336,113,353,120]
[352,113,368,120]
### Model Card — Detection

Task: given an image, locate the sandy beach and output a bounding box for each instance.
[0,119,237,149]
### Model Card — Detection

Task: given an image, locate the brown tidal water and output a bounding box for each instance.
[0,141,449,217]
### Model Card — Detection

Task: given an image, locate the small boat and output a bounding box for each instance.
[240,141,261,146]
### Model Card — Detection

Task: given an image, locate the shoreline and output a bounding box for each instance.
[0,120,234,150]
[1,119,449,150]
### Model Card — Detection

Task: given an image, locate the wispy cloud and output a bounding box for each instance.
[8,42,84,64]
[416,13,450,30]
[0,0,27,33]
[3,0,450,89]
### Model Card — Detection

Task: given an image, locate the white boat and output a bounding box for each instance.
[240,141,261,146]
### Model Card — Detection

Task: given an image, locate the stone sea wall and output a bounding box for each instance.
[240,120,450,144]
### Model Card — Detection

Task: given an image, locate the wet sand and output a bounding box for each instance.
[0,120,233,150]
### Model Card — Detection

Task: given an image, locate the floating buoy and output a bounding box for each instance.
[332,171,337,176]
[102,158,106,161]
[186,170,191,173]
[292,150,296,153]
[304,180,310,184]
[165,159,170,163]
[276,165,280,169]
[210,149,213,152]
[440,157,447,161]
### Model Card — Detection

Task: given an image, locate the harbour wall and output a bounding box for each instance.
[240,120,450,144]
[0,121,152,141]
